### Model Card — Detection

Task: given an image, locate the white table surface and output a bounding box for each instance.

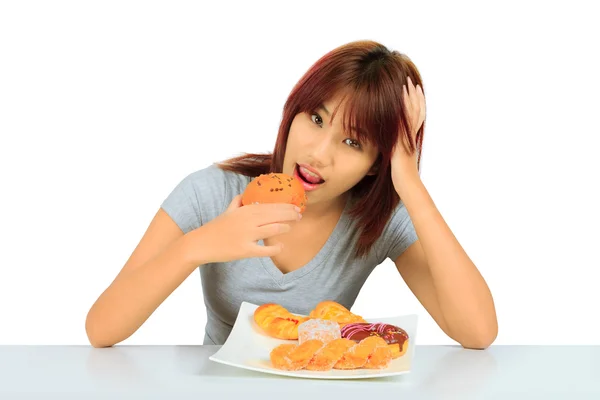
[0,345,598,399]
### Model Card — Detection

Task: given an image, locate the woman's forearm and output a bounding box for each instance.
[85,231,206,348]
[398,174,498,348]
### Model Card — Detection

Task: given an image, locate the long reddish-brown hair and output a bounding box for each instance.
[217,40,425,259]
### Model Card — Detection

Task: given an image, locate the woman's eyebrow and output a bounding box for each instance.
[318,103,366,136]
[317,104,330,117]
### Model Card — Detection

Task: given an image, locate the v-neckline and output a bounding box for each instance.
[257,197,352,287]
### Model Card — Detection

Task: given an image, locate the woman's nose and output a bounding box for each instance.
[309,135,335,166]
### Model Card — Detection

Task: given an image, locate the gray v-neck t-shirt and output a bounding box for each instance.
[160,163,418,345]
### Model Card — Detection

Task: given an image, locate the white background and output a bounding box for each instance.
[1,1,598,346]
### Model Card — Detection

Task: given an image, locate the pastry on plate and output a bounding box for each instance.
[341,322,409,358]
[270,336,393,371]
[253,303,310,340]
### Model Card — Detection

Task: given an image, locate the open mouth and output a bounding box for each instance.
[294,164,325,189]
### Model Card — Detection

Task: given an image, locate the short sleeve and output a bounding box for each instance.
[160,164,231,234]
[379,202,419,262]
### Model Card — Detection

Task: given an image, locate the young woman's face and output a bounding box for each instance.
[282,93,380,211]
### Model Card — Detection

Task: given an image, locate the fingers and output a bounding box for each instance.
[406,76,415,97]
[227,194,243,211]
[253,222,292,241]
[247,204,302,226]
[253,241,285,257]
[417,85,426,115]
[402,76,425,135]
[402,84,409,104]
[404,76,421,104]
[402,81,414,118]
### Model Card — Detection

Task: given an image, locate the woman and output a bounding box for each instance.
[85,40,498,349]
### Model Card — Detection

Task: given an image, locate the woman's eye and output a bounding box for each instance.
[309,111,360,149]
[343,138,361,148]
[311,113,323,126]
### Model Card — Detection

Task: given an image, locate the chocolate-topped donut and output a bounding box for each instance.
[340,322,409,347]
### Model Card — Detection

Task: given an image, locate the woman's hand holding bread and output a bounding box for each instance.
[185,172,307,264]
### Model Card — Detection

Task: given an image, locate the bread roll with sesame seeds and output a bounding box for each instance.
[241,172,308,213]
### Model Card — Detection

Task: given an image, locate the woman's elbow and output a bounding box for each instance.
[85,312,116,348]
[460,324,498,350]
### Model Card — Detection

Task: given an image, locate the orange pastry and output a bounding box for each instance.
[333,336,390,369]
[308,301,367,327]
[305,339,356,371]
[269,343,299,370]
[363,345,394,369]
[253,303,309,340]
[270,340,326,371]
[241,172,308,213]
[253,301,367,340]
[269,336,393,371]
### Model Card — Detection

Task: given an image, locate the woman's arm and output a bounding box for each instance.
[394,175,498,349]
[85,208,210,348]
[389,77,497,349]
[85,195,300,348]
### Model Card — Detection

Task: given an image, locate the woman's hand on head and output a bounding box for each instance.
[391,76,426,191]
[185,194,302,264]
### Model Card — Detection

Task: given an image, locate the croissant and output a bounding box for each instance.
[270,336,393,371]
[308,300,367,326]
[253,303,310,340]
[253,301,364,340]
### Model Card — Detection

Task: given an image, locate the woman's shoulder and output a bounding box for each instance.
[373,200,418,262]
[160,163,252,233]
[184,163,251,195]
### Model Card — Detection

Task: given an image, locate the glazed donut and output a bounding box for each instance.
[241,172,308,213]
[270,336,393,371]
[340,322,409,358]
[253,303,309,340]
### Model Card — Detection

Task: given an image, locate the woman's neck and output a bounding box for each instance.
[301,192,350,222]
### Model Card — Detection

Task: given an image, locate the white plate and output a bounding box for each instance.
[209,301,419,380]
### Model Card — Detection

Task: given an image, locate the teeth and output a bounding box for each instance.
[300,166,322,180]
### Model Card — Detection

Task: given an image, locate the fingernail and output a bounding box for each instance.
[294,206,301,212]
